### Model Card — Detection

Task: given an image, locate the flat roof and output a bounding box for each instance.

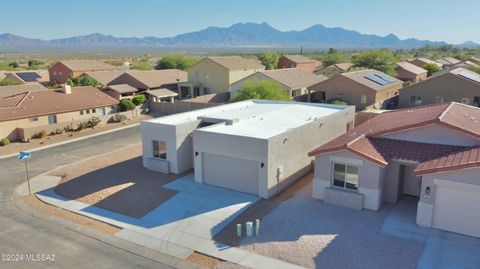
[144,100,350,139]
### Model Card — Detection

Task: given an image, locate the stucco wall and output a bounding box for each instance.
[188,59,230,93]
[313,150,384,210]
[398,74,480,108]
[49,62,73,84]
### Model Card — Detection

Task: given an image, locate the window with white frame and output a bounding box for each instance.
[360,95,367,104]
[410,96,423,105]
[333,163,359,190]
[435,96,444,103]
[29,117,38,122]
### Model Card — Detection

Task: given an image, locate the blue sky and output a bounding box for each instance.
[1,0,478,44]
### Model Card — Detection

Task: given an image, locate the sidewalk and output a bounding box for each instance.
[35,174,306,269]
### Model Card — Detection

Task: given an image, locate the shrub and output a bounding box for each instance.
[119,99,136,111]
[76,121,88,131]
[0,137,10,146]
[63,122,77,132]
[33,130,47,139]
[88,116,101,128]
[55,128,64,135]
[132,94,147,106]
[110,113,127,123]
[327,98,348,105]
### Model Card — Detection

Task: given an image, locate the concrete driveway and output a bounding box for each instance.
[381,197,480,269]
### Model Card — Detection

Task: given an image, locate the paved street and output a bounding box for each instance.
[0,126,186,268]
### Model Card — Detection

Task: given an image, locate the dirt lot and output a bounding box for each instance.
[0,114,152,156]
[24,195,120,235]
[217,175,424,269]
[52,145,188,218]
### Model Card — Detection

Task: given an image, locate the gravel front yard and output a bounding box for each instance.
[219,182,424,269]
[52,145,188,218]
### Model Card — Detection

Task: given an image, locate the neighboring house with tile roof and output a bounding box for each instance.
[308,102,480,237]
[49,60,120,84]
[308,69,403,111]
[0,85,118,141]
[408,57,443,69]
[469,56,480,65]
[315,63,354,78]
[399,67,480,108]
[3,70,50,85]
[436,56,461,68]
[81,70,126,88]
[278,55,322,73]
[178,56,264,99]
[230,68,328,98]
[0,83,47,98]
[395,62,428,83]
[109,69,187,92]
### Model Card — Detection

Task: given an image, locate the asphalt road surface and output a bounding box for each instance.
[0,126,183,269]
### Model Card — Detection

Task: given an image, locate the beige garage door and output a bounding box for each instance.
[203,153,259,195]
[433,185,480,238]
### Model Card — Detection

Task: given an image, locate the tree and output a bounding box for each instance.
[258,52,280,70]
[231,80,291,102]
[423,63,441,76]
[132,94,147,105]
[67,76,99,87]
[154,55,198,70]
[28,59,44,67]
[0,78,21,86]
[351,49,397,75]
[119,99,136,111]
[322,48,347,66]
[8,62,19,69]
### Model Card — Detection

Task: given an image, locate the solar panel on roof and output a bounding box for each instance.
[16,72,41,82]
[364,74,389,86]
[458,71,480,84]
[375,73,396,83]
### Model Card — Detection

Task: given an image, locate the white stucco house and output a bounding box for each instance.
[142,100,355,199]
[308,102,480,238]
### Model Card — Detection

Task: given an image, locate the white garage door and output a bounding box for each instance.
[203,153,259,195]
[433,185,480,238]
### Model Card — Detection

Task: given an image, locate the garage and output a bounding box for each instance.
[432,184,480,238]
[202,153,259,195]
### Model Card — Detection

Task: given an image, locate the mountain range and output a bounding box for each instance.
[0,22,476,51]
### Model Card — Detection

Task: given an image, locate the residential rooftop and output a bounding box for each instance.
[281,55,316,64]
[0,86,118,122]
[205,56,264,71]
[0,83,47,98]
[115,69,187,88]
[431,67,480,84]
[258,68,327,89]
[396,61,427,75]
[56,60,119,72]
[83,70,126,85]
[340,69,402,91]
[144,100,350,139]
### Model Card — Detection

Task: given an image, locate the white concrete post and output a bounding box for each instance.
[246,222,253,237]
[236,223,242,237]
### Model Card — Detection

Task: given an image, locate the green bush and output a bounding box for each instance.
[88,116,101,128]
[32,130,47,139]
[110,113,127,123]
[76,121,88,131]
[327,98,348,105]
[119,99,136,111]
[63,122,77,132]
[0,137,10,146]
[55,128,64,135]
[132,94,147,105]
[231,80,291,102]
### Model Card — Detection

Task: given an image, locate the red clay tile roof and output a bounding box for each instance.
[0,86,118,122]
[308,102,480,175]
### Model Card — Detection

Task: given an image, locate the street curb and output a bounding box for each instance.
[0,122,141,160]
[13,195,205,269]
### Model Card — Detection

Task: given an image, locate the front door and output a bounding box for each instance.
[402,165,421,196]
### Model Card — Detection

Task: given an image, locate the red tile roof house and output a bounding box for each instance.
[308,102,480,237]
[49,60,120,84]
[278,55,322,73]
[395,62,428,83]
[0,85,119,142]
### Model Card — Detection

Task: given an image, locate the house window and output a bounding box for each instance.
[80,110,84,115]
[194,71,199,81]
[29,117,38,122]
[291,89,302,97]
[203,87,212,94]
[360,95,367,104]
[410,96,423,105]
[435,96,444,103]
[474,97,480,107]
[205,73,210,80]
[53,72,56,76]
[86,109,90,114]
[59,71,62,76]
[48,115,57,125]
[333,163,359,190]
[92,108,96,113]
[99,107,106,116]
[152,140,166,159]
